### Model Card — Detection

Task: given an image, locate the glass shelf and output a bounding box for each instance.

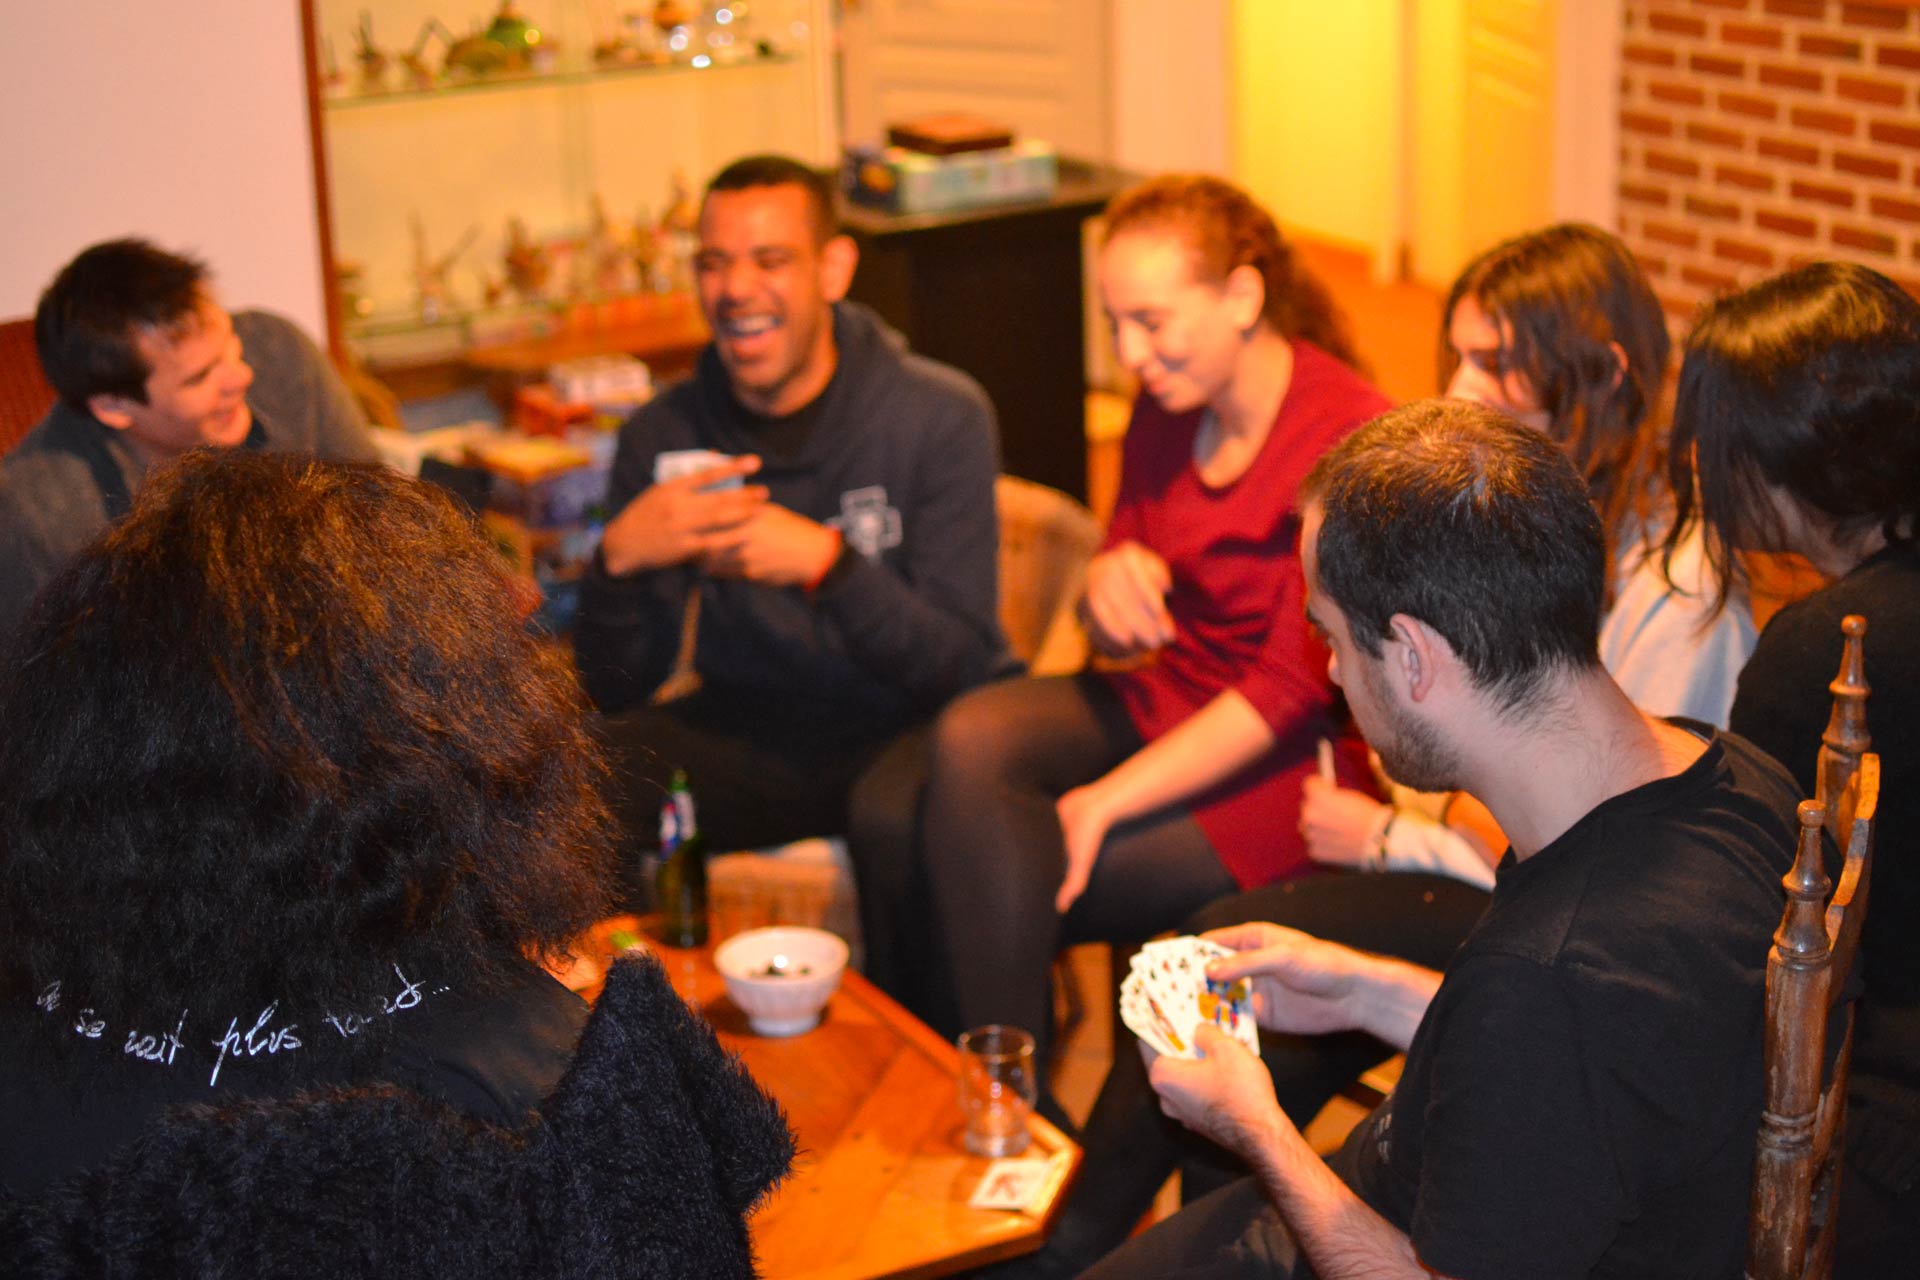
[323,47,797,111]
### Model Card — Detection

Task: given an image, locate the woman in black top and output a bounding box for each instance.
[1667,260,1920,1274]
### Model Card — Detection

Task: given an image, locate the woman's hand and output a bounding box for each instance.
[1054,783,1119,914]
[1298,775,1391,869]
[1082,541,1175,658]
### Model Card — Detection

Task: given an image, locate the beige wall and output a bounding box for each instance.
[0,5,324,334]
[1231,1,1404,271]
[1112,0,1232,175]
[1229,0,1619,288]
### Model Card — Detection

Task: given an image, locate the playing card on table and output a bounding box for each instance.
[969,1151,1073,1213]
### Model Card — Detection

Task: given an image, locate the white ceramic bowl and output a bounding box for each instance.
[713,926,849,1036]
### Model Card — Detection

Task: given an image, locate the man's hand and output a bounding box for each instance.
[599,456,767,576]
[1202,923,1379,1037]
[1153,1023,1443,1280]
[1082,541,1175,657]
[1054,783,1119,914]
[1299,776,1391,869]
[1148,1023,1292,1165]
[700,502,843,587]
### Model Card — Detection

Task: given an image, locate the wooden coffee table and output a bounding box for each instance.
[566,917,1081,1279]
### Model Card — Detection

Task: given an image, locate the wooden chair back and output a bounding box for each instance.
[1748,614,1879,1280]
[994,473,1102,675]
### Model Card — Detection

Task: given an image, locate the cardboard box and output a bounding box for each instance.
[844,140,1058,216]
[886,114,1015,156]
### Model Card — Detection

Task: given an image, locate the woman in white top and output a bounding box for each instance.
[1300,223,1756,881]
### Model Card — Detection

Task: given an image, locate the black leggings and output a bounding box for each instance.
[912,674,1239,1065]
[1039,872,1491,1272]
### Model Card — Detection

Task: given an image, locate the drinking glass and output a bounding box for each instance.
[956,1025,1037,1157]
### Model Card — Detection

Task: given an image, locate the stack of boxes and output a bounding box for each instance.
[844,114,1058,216]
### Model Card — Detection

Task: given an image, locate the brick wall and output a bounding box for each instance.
[1618,0,1920,321]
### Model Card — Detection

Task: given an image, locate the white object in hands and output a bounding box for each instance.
[713,926,848,1036]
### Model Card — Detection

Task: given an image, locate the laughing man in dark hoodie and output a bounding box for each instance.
[576,154,1014,956]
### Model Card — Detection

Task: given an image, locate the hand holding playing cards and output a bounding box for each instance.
[601,455,767,575]
[1120,937,1260,1061]
[1298,775,1392,869]
[1203,923,1442,1051]
[1201,923,1384,1037]
[701,501,843,587]
[1147,1023,1290,1166]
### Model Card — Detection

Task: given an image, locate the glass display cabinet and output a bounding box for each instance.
[301,0,835,393]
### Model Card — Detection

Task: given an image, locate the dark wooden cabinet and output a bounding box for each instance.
[842,160,1134,501]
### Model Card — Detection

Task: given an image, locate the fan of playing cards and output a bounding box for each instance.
[1119,936,1261,1060]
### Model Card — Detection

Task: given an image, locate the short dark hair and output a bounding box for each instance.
[0,453,614,1042]
[705,153,840,243]
[1305,399,1607,711]
[1443,224,1672,556]
[1667,261,1920,605]
[34,238,212,411]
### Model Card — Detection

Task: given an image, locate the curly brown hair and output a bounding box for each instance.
[1102,174,1365,372]
[0,452,615,1040]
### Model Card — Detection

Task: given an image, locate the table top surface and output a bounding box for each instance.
[567,917,1081,1280]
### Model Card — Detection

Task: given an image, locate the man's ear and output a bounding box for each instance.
[1224,263,1265,333]
[819,234,858,303]
[86,394,138,431]
[1607,340,1628,392]
[1386,613,1452,702]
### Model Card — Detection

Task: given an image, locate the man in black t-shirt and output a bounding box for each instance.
[1084,400,1804,1280]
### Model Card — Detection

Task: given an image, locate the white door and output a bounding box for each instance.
[1461,0,1557,256]
[837,0,1112,161]
[1408,0,1618,287]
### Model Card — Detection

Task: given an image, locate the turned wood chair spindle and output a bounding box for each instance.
[1748,614,1878,1280]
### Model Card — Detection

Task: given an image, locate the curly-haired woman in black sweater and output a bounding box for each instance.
[0,451,617,1195]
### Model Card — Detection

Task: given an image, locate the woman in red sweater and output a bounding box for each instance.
[915,175,1391,1075]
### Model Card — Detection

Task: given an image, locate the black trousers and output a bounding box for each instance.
[1080,1176,1313,1280]
[594,685,913,903]
[864,674,1239,1065]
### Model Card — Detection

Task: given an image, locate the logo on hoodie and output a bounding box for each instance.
[830,486,903,560]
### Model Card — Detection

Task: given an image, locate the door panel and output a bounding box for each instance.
[1460,0,1555,258]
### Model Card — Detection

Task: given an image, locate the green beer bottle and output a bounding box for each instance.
[655,769,708,947]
